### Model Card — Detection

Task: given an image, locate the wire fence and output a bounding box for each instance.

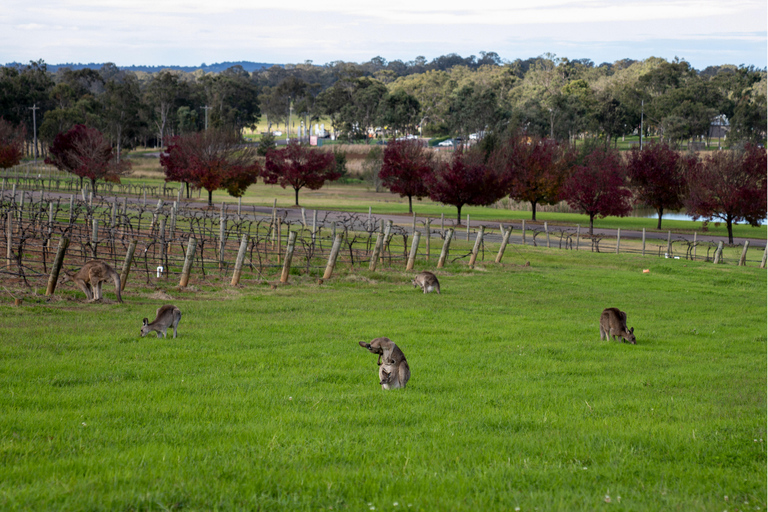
[1,187,765,295]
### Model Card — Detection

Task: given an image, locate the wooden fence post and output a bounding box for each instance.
[6,212,13,267]
[406,231,421,271]
[760,246,767,269]
[738,240,750,266]
[713,241,724,264]
[425,218,431,260]
[545,222,550,248]
[496,226,511,263]
[521,220,526,245]
[91,219,98,258]
[440,213,444,235]
[468,226,484,268]
[45,236,69,296]
[179,237,197,287]
[159,218,167,275]
[280,231,298,283]
[219,213,227,270]
[231,234,249,286]
[642,228,646,256]
[120,240,137,291]
[312,209,317,244]
[615,228,621,254]
[369,231,385,271]
[666,231,672,257]
[437,229,454,269]
[323,234,343,280]
[271,199,277,246]
[380,220,392,263]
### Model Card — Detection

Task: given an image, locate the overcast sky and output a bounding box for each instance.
[3,0,766,70]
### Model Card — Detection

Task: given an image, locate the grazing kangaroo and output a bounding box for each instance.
[60,260,122,303]
[141,305,182,338]
[359,337,411,390]
[412,271,440,294]
[600,308,636,344]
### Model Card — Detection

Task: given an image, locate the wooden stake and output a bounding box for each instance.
[231,234,249,286]
[406,231,421,271]
[280,231,297,283]
[179,238,197,287]
[496,227,511,263]
[739,240,750,266]
[323,234,343,279]
[120,240,137,291]
[437,229,453,269]
[468,226,484,268]
[45,237,69,296]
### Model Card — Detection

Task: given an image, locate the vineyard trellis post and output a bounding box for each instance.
[179,237,197,287]
[45,236,69,296]
[231,234,249,286]
[469,225,484,268]
[739,241,750,266]
[615,228,621,254]
[120,240,137,291]
[437,228,454,269]
[280,230,297,283]
[323,234,343,280]
[496,226,511,263]
[406,231,421,271]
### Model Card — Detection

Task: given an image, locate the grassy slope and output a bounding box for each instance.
[0,247,765,511]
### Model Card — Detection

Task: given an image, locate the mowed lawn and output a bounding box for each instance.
[0,247,765,511]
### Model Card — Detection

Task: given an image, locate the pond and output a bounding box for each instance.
[631,208,765,225]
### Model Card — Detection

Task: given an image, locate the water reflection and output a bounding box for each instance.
[631,208,765,225]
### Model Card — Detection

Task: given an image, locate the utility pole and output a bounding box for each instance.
[201,105,211,130]
[28,104,39,164]
[640,100,644,151]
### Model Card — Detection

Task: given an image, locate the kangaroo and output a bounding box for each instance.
[60,260,122,303]
[359,337,411,390]
[600,308,636,344]
[412,271,440,294]
[141,305,182,339]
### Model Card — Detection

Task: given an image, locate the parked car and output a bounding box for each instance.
[438,140,454,147]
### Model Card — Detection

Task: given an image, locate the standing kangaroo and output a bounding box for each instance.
[600,308,636,344]
[60,260,122,303]
[359,337,411,390]
[141,305,182,339]
[412,271,440,294]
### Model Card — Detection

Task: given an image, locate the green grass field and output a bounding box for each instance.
[1,244,765,511]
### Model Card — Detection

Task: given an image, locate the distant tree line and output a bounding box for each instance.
[0,53,764,157]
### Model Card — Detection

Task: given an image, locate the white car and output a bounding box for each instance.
[438,140,454,147]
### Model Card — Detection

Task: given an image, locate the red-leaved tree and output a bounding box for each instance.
[626,141,690,229]
[686,144,767,243]
[0,118,25,169]
[561,145,634,235]
[379,139,434,213]
[262,141,339,206]
[429,147,507,224]
[160,129,261,207]
[493,134,574,220]
[46,124,131,193]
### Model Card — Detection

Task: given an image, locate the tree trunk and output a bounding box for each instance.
[656,207,663,230]
[208,189,213,207]
[726,216,734,244]
[90,178,97,195]
[408,195,413,214]
[294,187,300,207]
[589,213,595,236]
[531,200,538,221]
[456,204,463,225]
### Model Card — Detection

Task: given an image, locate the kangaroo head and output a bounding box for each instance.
[626,327,636,344]
[59,271,72,284]
[140,318,151,337]
[359,340,383,355]
[380,367,392,385]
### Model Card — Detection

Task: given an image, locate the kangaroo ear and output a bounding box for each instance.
[143,318,149,326]
[358,341,370,349]
[629,327,634,334]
